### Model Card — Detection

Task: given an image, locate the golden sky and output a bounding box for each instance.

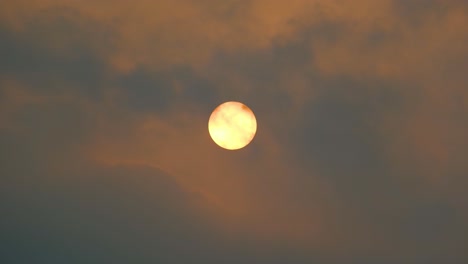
[1,0,467,263]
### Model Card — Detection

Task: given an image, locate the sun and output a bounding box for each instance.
[208,101,257,150]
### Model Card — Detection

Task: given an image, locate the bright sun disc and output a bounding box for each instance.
[208,101,257,150]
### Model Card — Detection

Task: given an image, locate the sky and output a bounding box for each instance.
[0,0,467,263]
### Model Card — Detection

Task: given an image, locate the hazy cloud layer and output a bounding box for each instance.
[1,0,467,263]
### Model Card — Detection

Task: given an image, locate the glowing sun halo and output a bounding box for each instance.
[208,101,257,150]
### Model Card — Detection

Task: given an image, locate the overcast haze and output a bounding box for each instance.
[1,0,467,263]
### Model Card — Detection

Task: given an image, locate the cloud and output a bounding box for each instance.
[0,135,224,263]
[0,0,322,71]
[1,0,468,262]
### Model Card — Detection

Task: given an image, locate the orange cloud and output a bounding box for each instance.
[311,1,468,80]
[1,0,467,258]
[0,0,318,71]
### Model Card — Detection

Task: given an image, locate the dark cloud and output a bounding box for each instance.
[0,142,219,263]
[0,25,106,101]
[116,66,220,114]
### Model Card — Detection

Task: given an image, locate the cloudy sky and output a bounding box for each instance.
[1,0,467,263]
